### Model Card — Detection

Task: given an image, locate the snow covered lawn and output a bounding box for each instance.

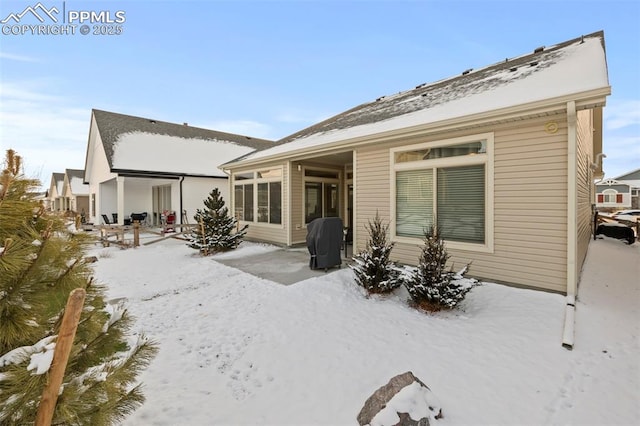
[90,237,639,425]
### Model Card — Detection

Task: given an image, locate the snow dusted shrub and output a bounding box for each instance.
[187,188,248,255]
[404,225,476,311]
[350,212,402,294]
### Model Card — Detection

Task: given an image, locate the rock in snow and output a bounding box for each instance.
[357,371,442,426]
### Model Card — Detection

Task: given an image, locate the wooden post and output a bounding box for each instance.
[199,217,207,256]
[35,288,86,426]
[133,222,140,247]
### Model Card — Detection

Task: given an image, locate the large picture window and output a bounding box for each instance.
[233,168,282,225]
[392,134,493,250]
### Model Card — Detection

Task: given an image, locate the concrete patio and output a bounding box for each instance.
[215,246,349,285]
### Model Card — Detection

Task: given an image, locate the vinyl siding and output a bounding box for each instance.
[355,114,569,292]
[290,162,306,243]
[576,109,595,273]
[231,162,289,246]
[290,162,345,244]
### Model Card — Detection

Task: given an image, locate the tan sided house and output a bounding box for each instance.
[222,31,610,300]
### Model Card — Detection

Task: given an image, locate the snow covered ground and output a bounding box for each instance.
[90,236,639,425]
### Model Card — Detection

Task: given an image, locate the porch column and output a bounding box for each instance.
[117,176,125,225]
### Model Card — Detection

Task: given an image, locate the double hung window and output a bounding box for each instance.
[392,134,493,251]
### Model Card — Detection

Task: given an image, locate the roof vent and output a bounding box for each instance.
[376,96,385,101]
[509,67,518,72]
[415,83,426,89]
[462,68,473,75]
[183,122,188,126]
[529,61,539,67]
[149,120,156,124]
[533,46,545,53]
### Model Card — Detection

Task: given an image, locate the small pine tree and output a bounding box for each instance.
[404,225,474,311]
[187,188,247,255]
[0,149,157,424]
[350,212,402,294]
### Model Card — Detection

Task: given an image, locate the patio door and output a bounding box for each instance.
[304,181,339,224]
[152,185,171,226]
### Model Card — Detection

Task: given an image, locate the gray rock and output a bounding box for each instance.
[357,371,442,426]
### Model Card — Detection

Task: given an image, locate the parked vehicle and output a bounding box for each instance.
[612,210,640,223]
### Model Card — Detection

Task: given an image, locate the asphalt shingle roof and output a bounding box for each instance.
[277,31,606,145]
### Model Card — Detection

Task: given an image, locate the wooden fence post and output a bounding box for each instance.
[199,217,208,256]
[133,222,140,247]
[35,288,86,426]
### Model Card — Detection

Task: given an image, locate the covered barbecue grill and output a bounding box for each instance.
[306,217,344,271]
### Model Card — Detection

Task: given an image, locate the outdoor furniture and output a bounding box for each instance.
[162,211,177,233]
[596,223,636,245]
[131,212,148,225]
[101,214,112,225]
[306,217,344,271]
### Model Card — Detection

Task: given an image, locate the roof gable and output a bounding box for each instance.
[49,172,64,196]
[231,31,609,165]
[92,109,275,176]
[64,168,89,195]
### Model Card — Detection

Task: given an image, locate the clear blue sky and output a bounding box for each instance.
[1,0,638,188]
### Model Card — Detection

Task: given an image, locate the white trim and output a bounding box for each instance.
[224,88,610,170]
[353,150,358,254]
[301,165,342,225]
[231,166,285,229]
[563,100,578,349]
[286,161,292,246]
[389,132,495,253]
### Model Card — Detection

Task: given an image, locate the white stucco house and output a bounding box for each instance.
[62,169,90,215]
[83,109,274,226]
[46,172,65,212]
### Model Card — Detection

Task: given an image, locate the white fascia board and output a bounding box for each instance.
[225,87,611,170]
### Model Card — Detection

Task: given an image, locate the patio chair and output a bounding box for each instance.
[101,214,112,225]
[131,212,148,225]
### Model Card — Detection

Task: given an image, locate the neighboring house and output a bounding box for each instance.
[83,109,274,226]
[62,168,90,215]
[596,168,640,210]
[222,31,610,296]
[46,172,65,212]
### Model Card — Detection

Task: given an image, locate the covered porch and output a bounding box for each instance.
[288,150,354,246]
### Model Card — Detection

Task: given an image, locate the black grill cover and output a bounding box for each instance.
[306,217,343,270]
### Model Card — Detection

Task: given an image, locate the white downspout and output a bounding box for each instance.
[562,100,578,350]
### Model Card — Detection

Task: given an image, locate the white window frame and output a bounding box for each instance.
[232,167,284,228]
[302,166,341,225]
[390,132,494,253]
[602,189,618,204]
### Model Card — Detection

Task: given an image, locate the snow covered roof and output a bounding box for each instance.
[229,31,609,166]
[92,110,275,177]
[65,169,89,195]
[50,172,64,195]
